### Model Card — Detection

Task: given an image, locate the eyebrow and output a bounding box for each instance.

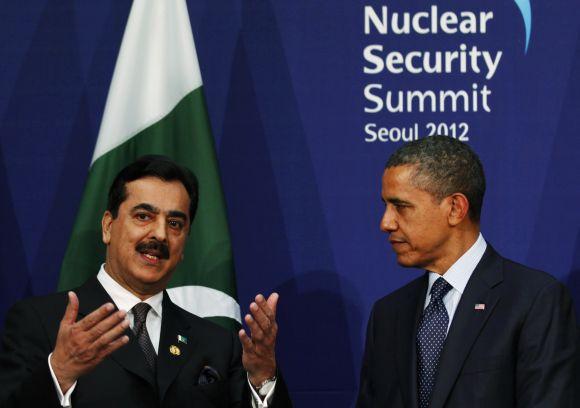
[132,203,159,213]
[167,210,187,221]
[384,197,413,206]
[131,204,187,221]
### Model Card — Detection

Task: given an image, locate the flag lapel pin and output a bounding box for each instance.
[177,334,188,344]
[474,303,485,311]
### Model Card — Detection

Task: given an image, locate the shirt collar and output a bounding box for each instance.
[427,233,487,295]
[97,264,163,318]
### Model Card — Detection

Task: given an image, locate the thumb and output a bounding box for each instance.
[62,291,79,325]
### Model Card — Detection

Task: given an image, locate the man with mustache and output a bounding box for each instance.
[0,156,292,407]
[357,136,577,407]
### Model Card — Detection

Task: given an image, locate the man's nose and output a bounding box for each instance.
[150,218,168,241]
[380,206,398,232]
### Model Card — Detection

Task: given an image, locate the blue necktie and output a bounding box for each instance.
[417,277,453,408]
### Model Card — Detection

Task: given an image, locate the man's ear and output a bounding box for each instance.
[447,193,470,226]
[102,211,114,245]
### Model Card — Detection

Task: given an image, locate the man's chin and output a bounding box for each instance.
[131,270,172,293]
[394,253,419,268]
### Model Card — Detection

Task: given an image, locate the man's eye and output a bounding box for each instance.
[168,220,184,229]
[135,213,150,221]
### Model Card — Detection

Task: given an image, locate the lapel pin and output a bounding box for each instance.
[474,303,486,311]
[177,334,188,344]
[169,345,181,356]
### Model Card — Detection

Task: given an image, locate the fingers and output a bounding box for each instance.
[77,302,116,331]
[244,313,265,342]
[52,296,130,384]
[96,320,130,351]
[241,292,280,350]
[249,302,271,333]
[100,334,130,358]
[240,299,278,382]
[62,292,79,325]
[76,314,129,362]
[266,293,279,317]
[250,294,278,333]
[238,329,254,352]
[87,310,127,342]
[255,294,275,321]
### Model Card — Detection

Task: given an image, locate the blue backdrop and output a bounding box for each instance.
[1,1,579,406]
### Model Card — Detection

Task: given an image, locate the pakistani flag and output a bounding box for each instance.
[58,0,240,329]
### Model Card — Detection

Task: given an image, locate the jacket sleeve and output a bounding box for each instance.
[0,300,62,408]
[516,280,578,407]
[356,305,376,408]
[264,370,292,408]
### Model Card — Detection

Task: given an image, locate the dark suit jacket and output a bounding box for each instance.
[0,277,292,408]
[357,246,578,408]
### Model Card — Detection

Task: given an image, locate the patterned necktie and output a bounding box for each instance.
[416,277,453,408]
[132,302,157,372]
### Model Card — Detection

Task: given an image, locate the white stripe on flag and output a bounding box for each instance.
[168,285,242,323]
[92,0,203,164]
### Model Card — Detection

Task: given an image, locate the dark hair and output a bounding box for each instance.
[386,136,486,222]
[107,155,199,224]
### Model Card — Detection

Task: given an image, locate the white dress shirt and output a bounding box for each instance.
[423,233,487,332]
[98,265,164,350]
[48,264,275,407]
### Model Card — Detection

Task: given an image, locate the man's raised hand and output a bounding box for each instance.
[239,293,279,388]
[50,291,129,393]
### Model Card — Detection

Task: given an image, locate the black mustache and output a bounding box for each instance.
[136,241,170,259]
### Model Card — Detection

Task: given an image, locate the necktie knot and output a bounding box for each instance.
[430,277,452,301]
[132,302,151,333]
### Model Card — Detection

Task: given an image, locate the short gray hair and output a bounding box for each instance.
[386,136,486,222]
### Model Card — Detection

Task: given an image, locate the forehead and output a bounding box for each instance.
[381,165,417,195]
[122,177,190,212]
[381,164,439,203]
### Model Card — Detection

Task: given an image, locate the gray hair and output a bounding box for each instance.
[386,136,486,222]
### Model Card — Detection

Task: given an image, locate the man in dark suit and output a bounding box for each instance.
[0,156,292,407]
[357,136,577,407]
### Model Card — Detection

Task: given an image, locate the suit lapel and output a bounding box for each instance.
[75,277,156,387]
[156,292,195,403]
[396,275,427,408]
[429,247,503,408]
[76,277,113,318]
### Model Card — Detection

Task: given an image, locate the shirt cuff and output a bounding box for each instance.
[48,352,77,407]
[247,375,277,408]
